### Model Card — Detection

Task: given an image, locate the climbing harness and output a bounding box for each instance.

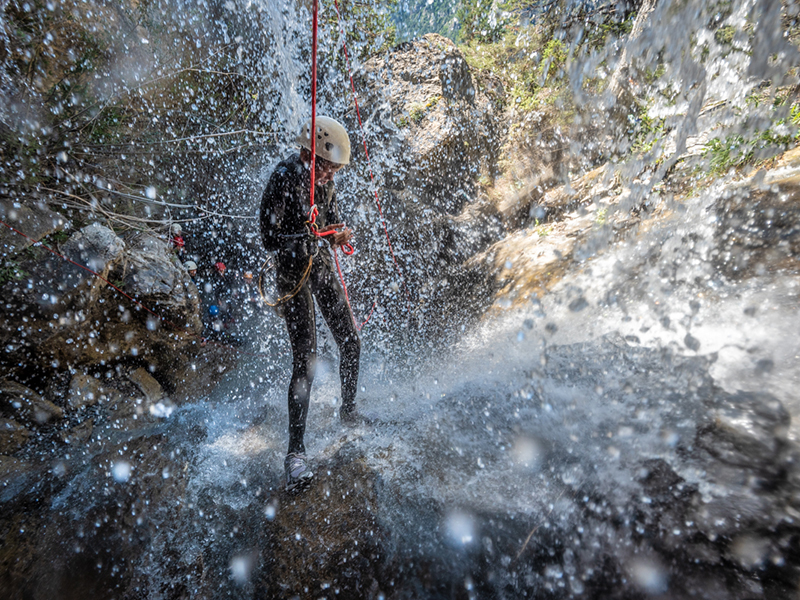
[257,253,314,308]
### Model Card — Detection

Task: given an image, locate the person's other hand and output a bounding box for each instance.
[316,223,353,247]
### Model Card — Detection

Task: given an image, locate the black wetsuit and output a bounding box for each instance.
[260,153,360,455]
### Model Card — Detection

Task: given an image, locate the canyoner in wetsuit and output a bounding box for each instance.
[260,115,363,491]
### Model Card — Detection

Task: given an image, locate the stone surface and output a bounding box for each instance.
[59,419,93,445]
[0,455,32,480]
[351,34,505,325]
[0,380,63,426]
[61,222,126,276]
[0,199,69,259]
[0,222,203,385]
[0,419,30,454]
[127,367,163,404]
[67,372,102,410]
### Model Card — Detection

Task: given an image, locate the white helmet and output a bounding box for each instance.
[296,116,351,165]
[170,223,182,235]
[184,260,198,271]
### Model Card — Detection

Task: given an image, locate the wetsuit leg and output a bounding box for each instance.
[311,258,361,413]
[281,283,316,455]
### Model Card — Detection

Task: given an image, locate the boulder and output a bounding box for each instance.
[61,222,126,277]
[127,367,163,404]
[348,34,505,322]
[0,380,63,426]
[0,418,30,454]
[357,34,499,214]
[0,223,203,387]
[120,231,202,329]
[0,198,69,259]
[67,372,102,409]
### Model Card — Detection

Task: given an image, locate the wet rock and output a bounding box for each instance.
[0,198,69,259]
[696,391,790,478]
[59,419,93,445]
[170,342,240,404]
[0,380,63,426]
[351,34,504,326]
[0,221,203,392]
[127,367,163,404]
[120,231,202,329]
[61,223,126,276]
[105,388,141,424]
[260,451,384,598]
[713,157,800,279]
[0,418,30,454]
[0,455,31,479]
[67,372,102,410]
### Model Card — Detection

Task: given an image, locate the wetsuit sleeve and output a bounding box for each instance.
[260,168,288,251]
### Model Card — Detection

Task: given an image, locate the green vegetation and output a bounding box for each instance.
[631,104,668,155]
[703,128,795,175]
[534,219,553,237]
[397,96,442,127]
[594,207,608,226]
[391,0,459,41]
[456,0,638,121]
[456,0,511,43]
[0,261,27,284]
[322,0,397,58]
[460,28,570,115]
[714,25,736,45]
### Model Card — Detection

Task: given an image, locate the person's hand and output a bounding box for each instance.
[316,223,353,247]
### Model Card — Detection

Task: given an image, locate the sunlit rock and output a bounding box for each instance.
[61,223,125,276]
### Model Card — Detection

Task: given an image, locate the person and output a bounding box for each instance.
[260,115,361,491]
[170,223,186,259]
[184,260,198,282]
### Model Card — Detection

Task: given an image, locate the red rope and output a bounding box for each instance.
[306,0,369,326]
[333,247,376,331]
[307,0,354,259]
[309,0,318,220]
[332,0,414,311]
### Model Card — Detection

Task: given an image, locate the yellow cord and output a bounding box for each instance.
[258,255,314,307]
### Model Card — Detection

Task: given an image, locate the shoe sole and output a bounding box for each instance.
[286,472,314,493]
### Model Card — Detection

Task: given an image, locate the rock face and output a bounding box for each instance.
[0,199,69,259]
[0,219,231,477]
[350,34,505,328]
[0,223,203,385]
[0,380,63,426]
[712,147,800,279]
